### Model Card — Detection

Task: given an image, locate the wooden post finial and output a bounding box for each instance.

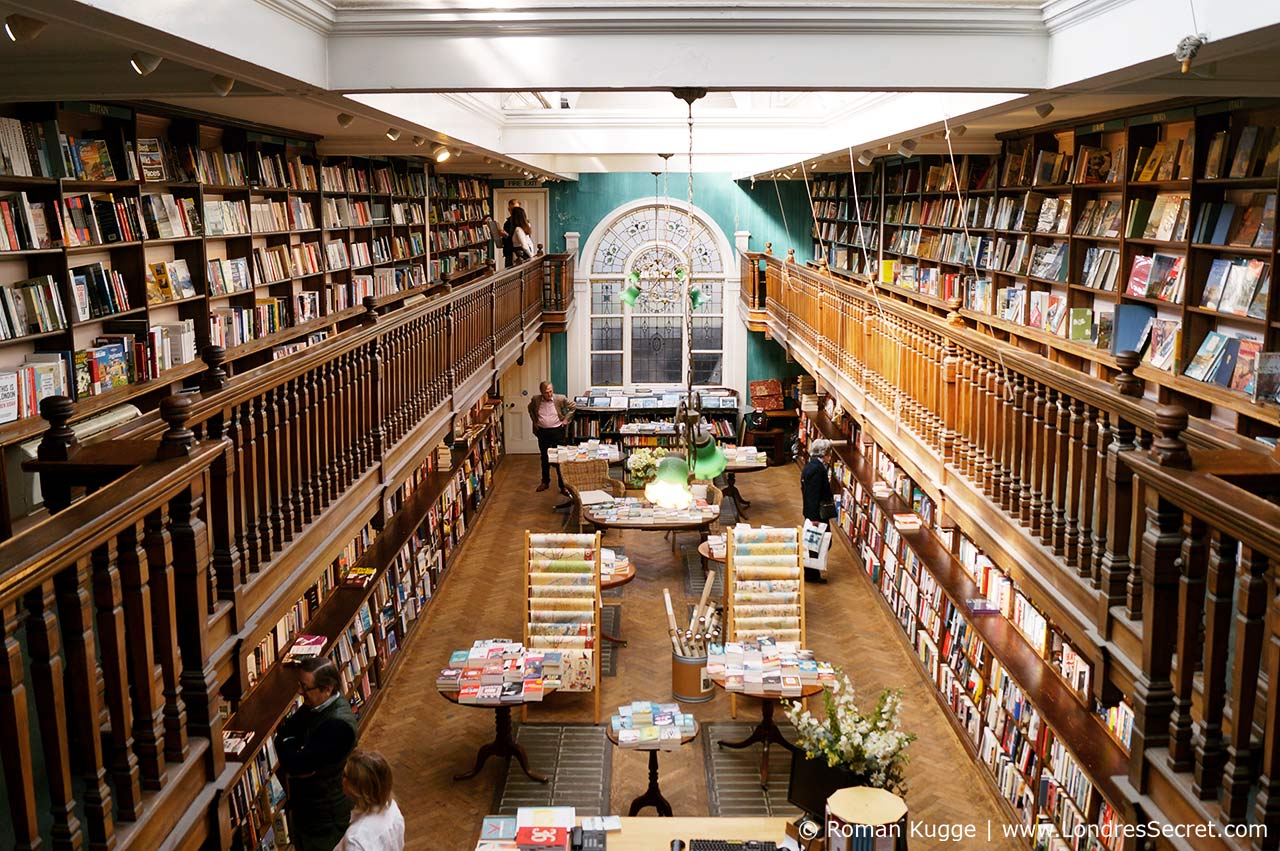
[362,295,379,326]
[200,345,228,394]
[764,242,773,256]
[1114,350,1144,398]
[157,394,196,460]
[786,248,795,264]
[1151,404,1192,469]
[37,395,78,461]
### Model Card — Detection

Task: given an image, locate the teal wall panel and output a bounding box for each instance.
[747,330,808,387]
[548,173,811,259]
[550,331,567,391]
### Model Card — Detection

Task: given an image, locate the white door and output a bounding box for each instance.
[493,188,550,264]
[500,336,549,454]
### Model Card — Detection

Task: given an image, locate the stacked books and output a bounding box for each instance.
[706,637,835,694]
[599,548,631,580]
[705,534,727,559]
[283,634,326,664]
[585,497,719,524]
[892,513,924,532]
[440,639,557,704]
[610,701,696,750]
[1184,332,1266,395]
[548,441,620,463]
[222,729,255,756]
[722,445,762,463]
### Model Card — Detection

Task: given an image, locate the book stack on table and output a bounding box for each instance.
[706,637,835,695]
[611,701,697,750]
[436,638,561,704]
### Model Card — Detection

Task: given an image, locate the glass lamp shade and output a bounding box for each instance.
[688,286,706,309]
[629,270,641,284]
[619,285,642,306]
[690,435,727,479]
[645,455,693,509]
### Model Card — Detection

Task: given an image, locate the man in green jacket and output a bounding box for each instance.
[276,657,359,851]
[527,380,575,492]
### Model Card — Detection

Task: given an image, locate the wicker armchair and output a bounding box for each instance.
[561,459,626,532]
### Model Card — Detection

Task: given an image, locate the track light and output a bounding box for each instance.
[385,128,401,142]
[130,51,162,76]
[412,136,426,147]
[1175,33,1207,74]
[4,14,46,43]
[1035,102,1055,118]
[895,139,917,157]
[431,144,451,162]
[857,150,874,167]
[337,113,355,128]
[210,75,235,96]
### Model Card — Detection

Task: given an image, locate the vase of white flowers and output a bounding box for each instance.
[625,446,669,488]
[784,672,915,796]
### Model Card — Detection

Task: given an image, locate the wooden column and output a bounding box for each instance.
[1050,391,1070,555]
[370,336,386,461]
[0,601,41,851]
[143,505,188,765]
[1097,413,1133,618]
[92,537,142,819]
[1222,545,1268,820]
[1075,405,1099,579]
[116,519,166,790]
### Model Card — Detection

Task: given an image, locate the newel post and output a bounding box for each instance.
[1114,350,1144,398]
[200,346,228,395]
[1130,405,1189,789]
[36,395,79,513]
[156,396,196,461]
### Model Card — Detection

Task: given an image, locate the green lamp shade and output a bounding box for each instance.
[645,454,692,509]
[675,267,686,281]
[628,270,641,284]
[688,286,706,309]
[619,284,641,306]
[690,436,727,479]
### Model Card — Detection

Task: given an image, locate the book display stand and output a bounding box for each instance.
[523,532,603,723]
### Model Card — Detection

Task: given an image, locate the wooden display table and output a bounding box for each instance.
[583,816,792,849]
[697,539,726,574]
[826,786,909,851]
[721,459,768,518]
[710,675,824,789]
[606,721,700,817]
[438,687,557,783]
[583,500,719,534]
[600,555,635,647]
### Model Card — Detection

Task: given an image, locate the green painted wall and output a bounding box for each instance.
[747,331,809,387]
[547,173,811,259]
[550,332,567,391]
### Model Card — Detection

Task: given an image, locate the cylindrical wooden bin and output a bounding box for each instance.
[825,786,909,851]
[671,651,713,703]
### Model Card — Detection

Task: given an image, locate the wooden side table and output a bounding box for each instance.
[711,677,823,789]
[606,720,699,817]
[438,687,557,783]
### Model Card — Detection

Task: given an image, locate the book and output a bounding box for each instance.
[1184,332,1229,382]
[344,566,377,586]
[222,729,255,756]
[1219,260,1267,316]
[1146,320,1181,372]
[1204,131,1229,179]
[1256,194,1276,249]
[1068,308,1093,342]
[1229,126,1261,178]
[1095,311,1114,350]
[284,634,326,663]
[1201,258,1232,311]
[1232,339,1263,394]
[1148,253,1185,303]
[1111,304,1156,356]
[1210,337,1242,387]
[1125,254,1154,298]
[1254,352,1280,404]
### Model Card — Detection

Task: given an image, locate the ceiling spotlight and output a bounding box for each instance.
[1035,103,1055,118]
[4,14,46,43]
[431,144,451,162]
[895,139,917,157]
[857,150,874,167]
[130,51,163,76]
[337,113,355,128]
[209,74,235,96]
[385,128,401,142]
[1175,33,1208,74]
[412,135,426,147]
[948,125,967,138]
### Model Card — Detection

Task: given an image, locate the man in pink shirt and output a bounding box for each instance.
[527,380,576,492]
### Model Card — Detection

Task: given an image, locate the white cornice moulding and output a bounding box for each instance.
[255,0,339,35]
[1041,0,1135,34]
[325,4,1051,36]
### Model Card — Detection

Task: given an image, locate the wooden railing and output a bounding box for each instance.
[542,250,575,313]
[740,247,769,311]
[756,251,1273,848]
[0,253,560,850]
[1124,416,1280,850]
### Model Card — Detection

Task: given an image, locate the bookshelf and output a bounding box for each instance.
[799,408,1129,850]
[810,96,1279,439]
[0,99,493,436]
[569,387,741,470]
[427,174,492,282]
[220,399,504,849]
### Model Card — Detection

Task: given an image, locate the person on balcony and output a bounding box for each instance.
[528,380,575,492]
[276,657,359,851]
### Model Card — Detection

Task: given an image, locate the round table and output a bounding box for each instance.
[600,559,636,646]
[721,460,768,518]
[606,720,700,817]
[697,540,726,574]
[710,675,824,789]
[438,686,558,783]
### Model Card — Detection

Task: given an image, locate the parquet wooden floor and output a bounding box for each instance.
[360,455,1022,850]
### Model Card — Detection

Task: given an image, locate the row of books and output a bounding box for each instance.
[429,223,492,251]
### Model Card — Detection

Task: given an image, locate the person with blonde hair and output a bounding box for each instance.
[335,749,405,851]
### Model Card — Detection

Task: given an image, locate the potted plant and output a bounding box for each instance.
[625,446,669,488]
[784,671,915,796]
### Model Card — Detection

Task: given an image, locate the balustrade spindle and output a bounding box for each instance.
[371,339,385,460]
[1075,406,1098,578]
[54,558,115,850]
[142,506,188,764]
[991,370,1009,504]
[1019,378,1036,527]
[25,577,82,849]
[1167,514,1207,772]
[981,364,997,496]
[1098,415,1134,613]
[117,519,167,789]
[1221,545,1269,819]
[0,601,41,851]
[1006,374,1025,516]
[239,398,263,571]
[1032,385,1051,540]
[1050,392,1070,555]
[254,393,276,558]
[1253,591,1280,849]
[92,538,143,819]
[1194,530,1236,799]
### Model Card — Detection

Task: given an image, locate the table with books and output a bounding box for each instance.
[606,701,700,817]
[581,496,720,534]
[697,534,727,571]
[707,640,831,789]
[600,547,635,646]
[548,442,622,465]
[721,447,768,519]
[436,639,560,783]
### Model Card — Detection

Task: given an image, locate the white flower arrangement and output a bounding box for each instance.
[784,671,915,793]
[625,446,668,483]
